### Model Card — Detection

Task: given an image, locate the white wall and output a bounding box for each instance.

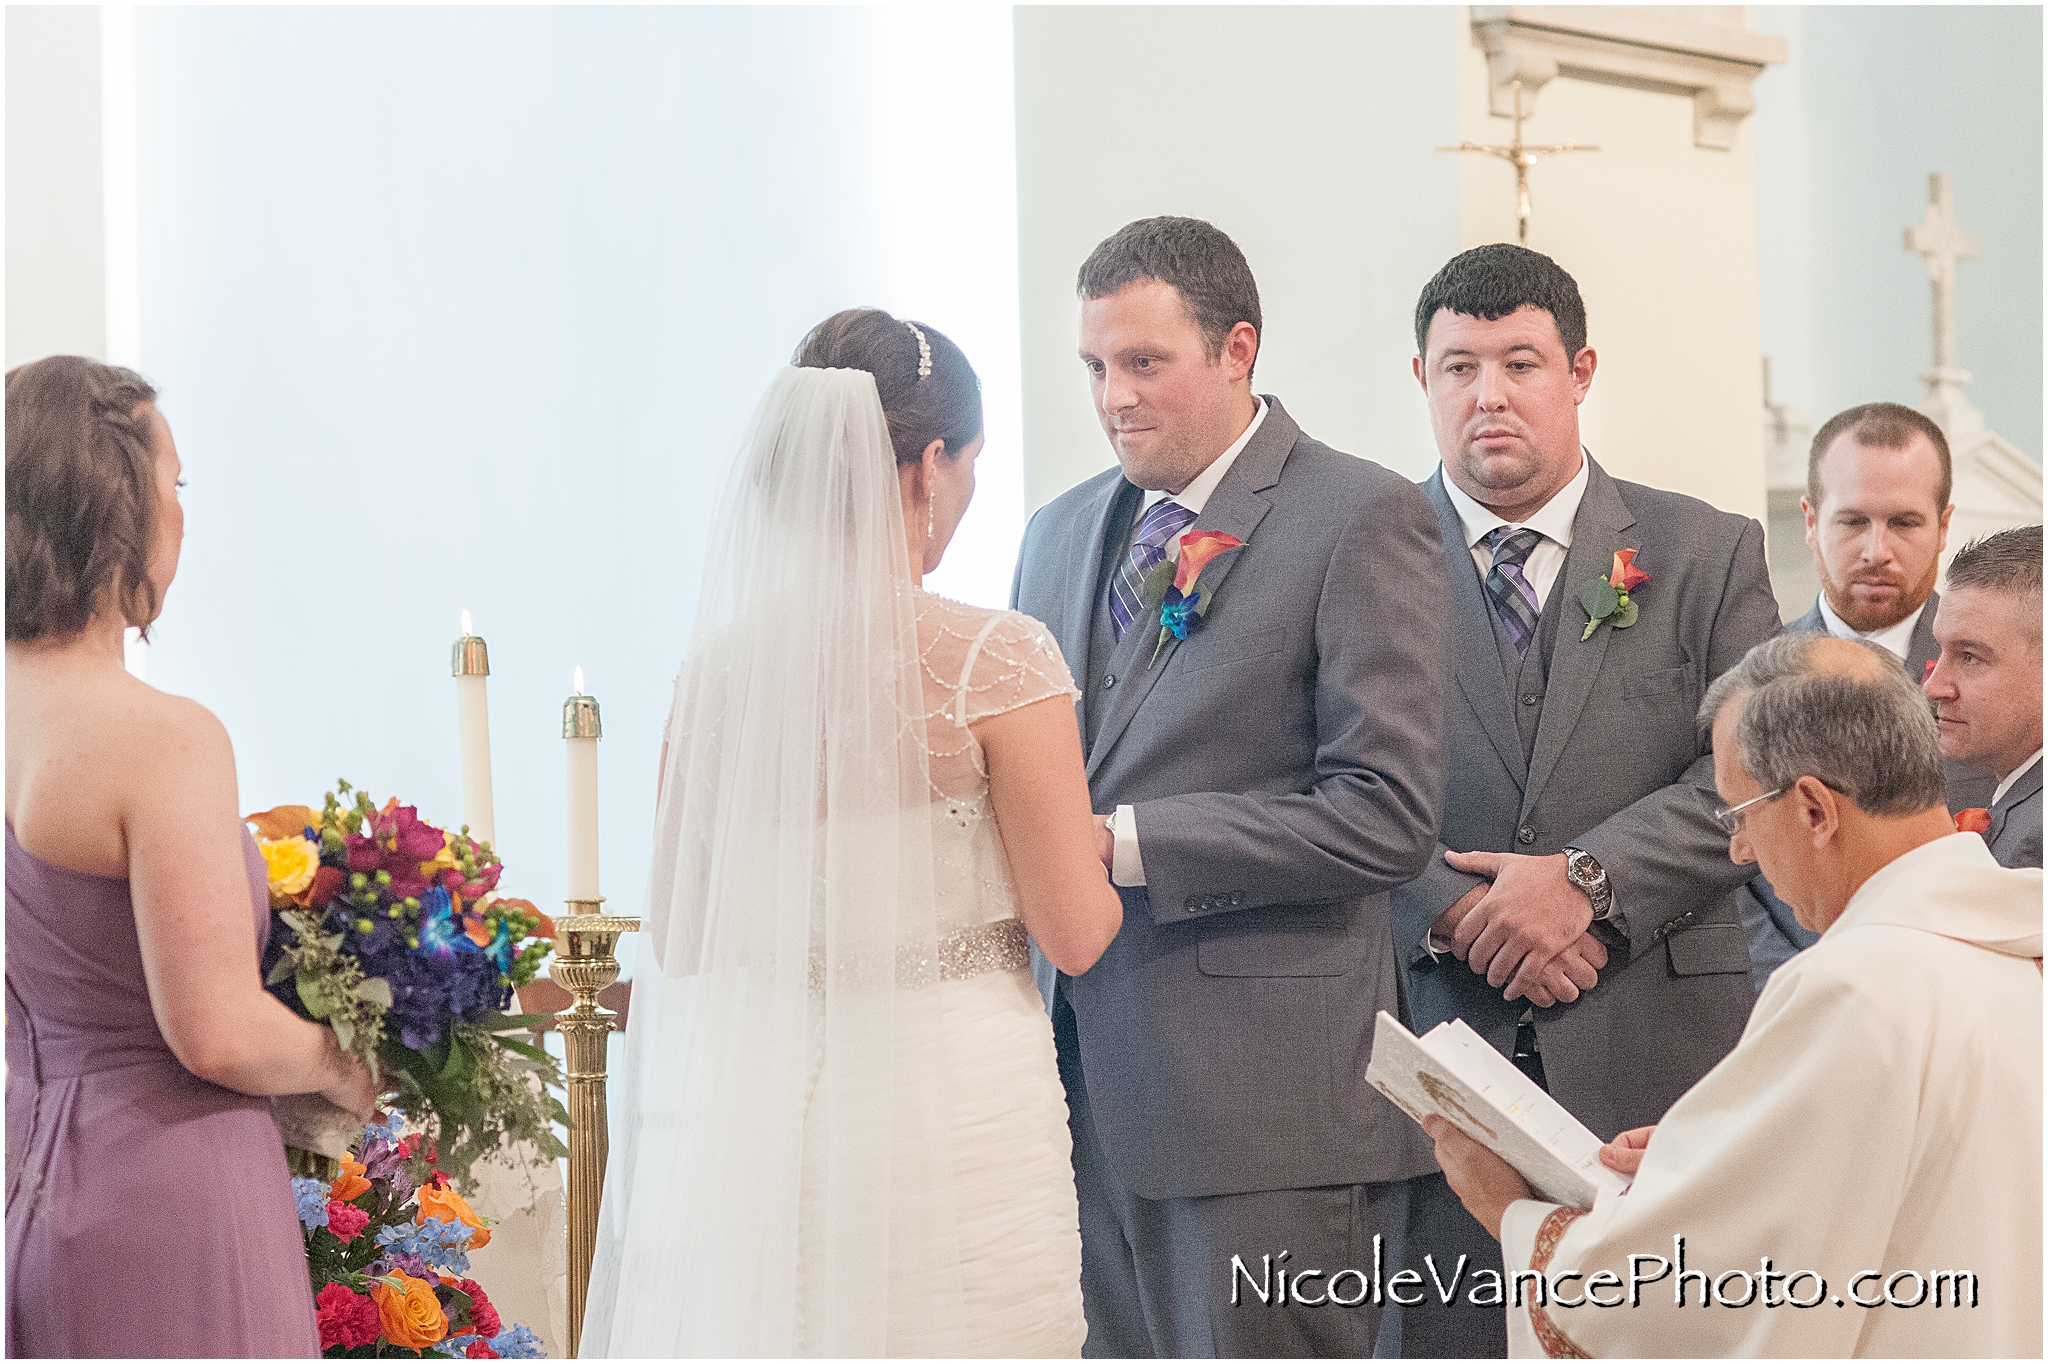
[1752,5,2043,464]
[117,6,1021,934]
[1014,6,1462,513]
[5,6,105,366]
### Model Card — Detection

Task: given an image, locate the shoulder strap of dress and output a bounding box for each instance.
[954,612,1007,728]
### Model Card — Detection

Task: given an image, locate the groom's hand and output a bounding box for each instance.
[1512,931,1608,1008]
[1092,814,1114,873]
[1444,851,1592,997]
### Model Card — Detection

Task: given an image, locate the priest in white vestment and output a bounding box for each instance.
[1426,632,2042,1358]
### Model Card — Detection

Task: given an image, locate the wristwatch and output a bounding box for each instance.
[1563,847,1615,921]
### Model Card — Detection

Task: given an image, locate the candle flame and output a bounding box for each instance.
[461,608,473,637]
[574,665,586,696]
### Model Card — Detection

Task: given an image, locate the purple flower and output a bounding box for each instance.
[1159,584,1204,642]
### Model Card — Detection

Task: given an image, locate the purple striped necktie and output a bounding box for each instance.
[1110,500,1197,640]
[1483,526,1544,657]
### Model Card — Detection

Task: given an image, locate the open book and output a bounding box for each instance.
[1366,1011,1632,1210]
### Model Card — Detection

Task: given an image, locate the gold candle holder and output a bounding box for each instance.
[551,900,638,1358]
[451,635,490,677]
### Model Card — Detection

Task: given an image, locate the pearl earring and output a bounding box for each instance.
[927,497,936,545]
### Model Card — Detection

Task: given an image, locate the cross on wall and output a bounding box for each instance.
[1904,171,1981,377]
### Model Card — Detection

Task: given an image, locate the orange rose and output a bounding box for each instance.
[417,1181,491,1249]
[329,1154,371,1204]
[1172,531,1243,596]
[246,804,320,842]
[1956,807,1993,834]
[371,1271,447,1351]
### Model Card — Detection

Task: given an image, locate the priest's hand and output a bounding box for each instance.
[1513,931,1609,1007]
[1444,850,1593,997]
[1422,1115,1531,1242]
[1600,1125,1655,1176]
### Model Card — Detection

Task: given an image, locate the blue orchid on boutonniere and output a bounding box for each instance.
[1137,529,1244,665]
[1578,549,1652,641]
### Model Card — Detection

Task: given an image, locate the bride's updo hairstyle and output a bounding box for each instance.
[793,309,982,465]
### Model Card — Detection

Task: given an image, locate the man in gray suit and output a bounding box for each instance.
[1926,525,2043,868]
[1011,217,1450,1357]
[1750,403,1999,981]
[1389,244,1781,1357]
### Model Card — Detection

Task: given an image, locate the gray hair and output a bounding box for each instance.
[1698,633,1947,818]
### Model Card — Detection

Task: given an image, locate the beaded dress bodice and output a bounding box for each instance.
[915,591,1081,936]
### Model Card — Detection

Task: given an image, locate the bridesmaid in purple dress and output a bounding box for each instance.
[4,357,378,1357]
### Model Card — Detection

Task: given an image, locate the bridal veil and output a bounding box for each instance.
[581,366,969,1355]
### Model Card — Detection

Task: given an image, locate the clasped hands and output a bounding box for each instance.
[1429,850,1608,1007]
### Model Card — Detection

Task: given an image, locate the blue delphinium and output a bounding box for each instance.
[489,1323,546,1358]
[291,1177,332,1232]
[374,1216,474,1276]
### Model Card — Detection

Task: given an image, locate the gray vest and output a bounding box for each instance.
[1483,565,1567,769]
[1083,490,1144,752]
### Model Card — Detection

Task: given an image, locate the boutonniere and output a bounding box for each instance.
[1955,807,1993,835]
[1577,549,1652,641]
[1138,530,1244,665]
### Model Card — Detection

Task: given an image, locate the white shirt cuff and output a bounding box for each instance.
[1111,804,1145,887]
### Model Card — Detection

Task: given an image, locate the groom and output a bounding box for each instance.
[1012,216,1452,1357]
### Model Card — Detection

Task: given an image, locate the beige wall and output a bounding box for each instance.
[6,6,106,368]
[1453,26,1768,522]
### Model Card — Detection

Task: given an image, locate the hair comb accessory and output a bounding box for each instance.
[904,321,933,379]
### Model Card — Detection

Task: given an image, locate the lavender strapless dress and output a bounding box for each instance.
[6,823,318,1357]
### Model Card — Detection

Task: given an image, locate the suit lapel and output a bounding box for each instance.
[1524,459,1638,808]
[1083,398,1287,780]
[1425,471,1526,785]
[1990,761,2044,842]
[1059,476,1137,712]
[1906,592,1942,680]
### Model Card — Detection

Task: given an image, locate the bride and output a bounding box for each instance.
[581,310,1121,1356]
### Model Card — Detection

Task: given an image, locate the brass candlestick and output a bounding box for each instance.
[551,901,639,1357]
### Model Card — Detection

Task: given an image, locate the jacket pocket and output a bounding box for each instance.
[1622,663,1694,700]
[1181,626,1286,676]
[1195,907,1361,977]
[1665,922,1750,976]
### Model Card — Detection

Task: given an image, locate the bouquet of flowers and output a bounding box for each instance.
[253,780,569,1188]
[295,1114,547,1359]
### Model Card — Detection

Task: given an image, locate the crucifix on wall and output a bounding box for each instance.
[1438,80,1599,246]
[1904,171,1980,386]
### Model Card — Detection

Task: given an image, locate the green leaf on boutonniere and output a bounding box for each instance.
[1138,557,1175,613]
[1578,576,1620,620]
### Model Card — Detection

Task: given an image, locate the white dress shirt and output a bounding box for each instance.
[1112,398,1268,887]
[1438,449,1590,611]
[1994,751,2044,807]
[1814,591,1924,663]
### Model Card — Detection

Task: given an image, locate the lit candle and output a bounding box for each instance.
[452,609,495,848]
[564,665,602,903]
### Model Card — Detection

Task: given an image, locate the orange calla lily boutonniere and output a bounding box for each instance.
[1578,549,1652,641]
[1955,807,1993,835]
[1137,529,1245,666]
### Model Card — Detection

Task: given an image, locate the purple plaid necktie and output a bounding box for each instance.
[1111,499,1197,640]
[1483,526,1544,657]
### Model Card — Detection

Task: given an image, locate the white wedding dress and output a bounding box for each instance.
[883,590,1087,1356]
[581,366,1086,1358]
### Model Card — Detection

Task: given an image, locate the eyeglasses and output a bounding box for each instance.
[1711,787,1787,835]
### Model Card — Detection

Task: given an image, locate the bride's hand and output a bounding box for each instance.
[1092,814,1114,873]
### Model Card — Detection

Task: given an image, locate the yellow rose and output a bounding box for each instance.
[259,835,319,909]
[371,1271,447,1351]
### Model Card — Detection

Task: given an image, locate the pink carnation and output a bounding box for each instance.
[314,1282,381,1351]
[326,1200,370,1243]
[466,1342,501,1359]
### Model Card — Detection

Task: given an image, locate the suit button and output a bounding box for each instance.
[1104,673,1117,688]
[1522,692,1540,706]
[1517,826,1536,845]
[1185,896,1201,912]
[1229,893,1243,906]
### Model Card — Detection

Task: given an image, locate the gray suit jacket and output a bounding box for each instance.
[1011,396,1449,1199]
[1745,596,2002,985]
[1392,458,1779,1141]
[1987,759,2044,869]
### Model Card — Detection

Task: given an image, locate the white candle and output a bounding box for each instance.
[453,610,496,848]
[564,665,602,902]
